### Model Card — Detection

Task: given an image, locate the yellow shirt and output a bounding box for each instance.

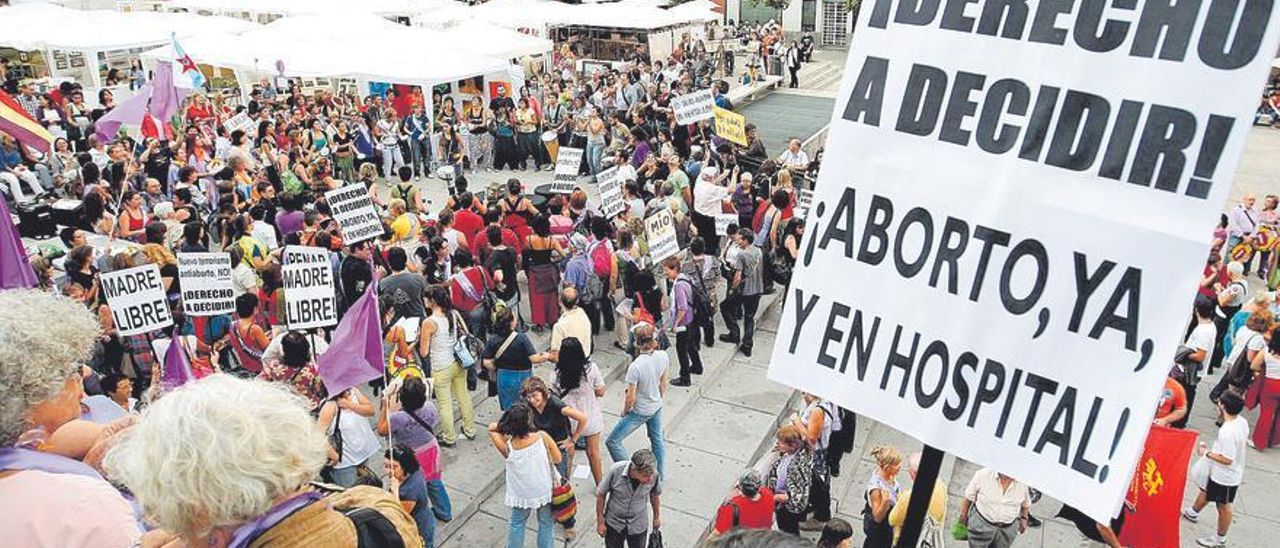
[888,480,948,544]
[391,213,418,242]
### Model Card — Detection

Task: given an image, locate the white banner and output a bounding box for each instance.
[795,189,814,219]
[282,246,337,330]
[325,184,384,245]
[100,264,173,337]
[597,164,629,218]
[552,147,584,193]
[715,213,738,236]
[767,3,1280,523]
[222,112,254,135]
[644,208,680,263]
[671,88,715,126]
[177,252,235,317]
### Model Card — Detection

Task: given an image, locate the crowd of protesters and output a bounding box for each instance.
[0,16,838,547]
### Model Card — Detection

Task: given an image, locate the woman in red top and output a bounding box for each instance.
[713,469,775,537]
[185,94,213,125]
[231,293,270,374]
[449,250,493,338]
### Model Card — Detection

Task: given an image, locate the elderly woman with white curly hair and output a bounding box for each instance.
[105,375,423,547]
[0,289,142,547]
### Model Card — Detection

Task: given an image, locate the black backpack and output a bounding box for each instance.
[342,506,406,548]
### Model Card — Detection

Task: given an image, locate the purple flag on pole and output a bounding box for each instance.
[161,332,196,391]
[0,199,37,290]
[149,61,181,124]
[93,88,152,142]
[317,282,384,396]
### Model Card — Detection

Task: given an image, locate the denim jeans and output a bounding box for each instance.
[508,504,554,548]
[586,140,606,178]
[382,144,405,179]
[417,505,437,548]
[605,408,665,478]
[496,368,531,410]
[329,464,358,487]
[408,138,432,177]
[427,478,452,522]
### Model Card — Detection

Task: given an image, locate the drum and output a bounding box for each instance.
[436,165,457,181]
[542,131,559,162]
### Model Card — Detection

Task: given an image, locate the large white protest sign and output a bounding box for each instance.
[325,184,383,245]
[552,147,584,193]
[282,246,337,330]
[178,252,234,316]
[222,112,254,135]
[597,165,632,218]
[101,264,173,337]
[671,89,715,125]
[715,213,738,236]
[767,3,1280,522]
[644,208,680,263]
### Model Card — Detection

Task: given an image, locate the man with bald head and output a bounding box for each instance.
[550,286,593,361]
[888,452,949,544]
[1227,193,1260,275]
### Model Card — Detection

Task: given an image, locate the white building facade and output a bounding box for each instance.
[723,0,854,47]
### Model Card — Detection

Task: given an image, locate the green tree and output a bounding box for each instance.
[751,0,793,21]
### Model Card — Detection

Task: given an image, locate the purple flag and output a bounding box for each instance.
[149,61,182,126]
[161,332,196,391]
[93,88,152,142]
[317,282,384,396]
[0,199,37,290]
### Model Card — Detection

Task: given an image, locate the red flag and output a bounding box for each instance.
[1119,425,1198,548]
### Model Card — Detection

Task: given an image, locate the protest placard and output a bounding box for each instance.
[672,89,715,125]
[100,264,173,337]
[324,184,383,245]
[644,208,680,263]
[222,112,254,135]
[177,252,234,317]
[713,106,746,146]
[794,189,814,219]
[552,147,584,193]
[597,165,627,218]
[282,246,337,330]
[766,2,1280,522]
[715,213,737,236]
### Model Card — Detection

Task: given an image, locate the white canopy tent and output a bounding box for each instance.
[0,3,256,52]
[437,20,554,60]
[166,0,430,21]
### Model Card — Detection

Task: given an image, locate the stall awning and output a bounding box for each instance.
[0,3,257,52]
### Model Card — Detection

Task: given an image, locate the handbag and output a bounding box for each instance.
[548,455,577,527]
[451,311,483,369]
[1225,333,1262,392]
[647,528,663,548]
[1246,358,1265,409]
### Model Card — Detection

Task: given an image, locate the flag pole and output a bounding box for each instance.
[894,445,944,548]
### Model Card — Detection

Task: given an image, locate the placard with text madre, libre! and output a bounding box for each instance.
[101,264,173,337]
[768,0,1280,522]
[282,246,338,330]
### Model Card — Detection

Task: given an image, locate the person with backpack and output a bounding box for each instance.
[587,218,618,336]
[663,256,704,387]
[316,388,379,488]
[682,237,721,348]
[390,165,426,214]
[485,306,551,410]
[449,250,493,340]
[106,375,423,548]
[794,393,836,532]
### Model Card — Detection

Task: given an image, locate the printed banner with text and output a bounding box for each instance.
[767,1,1280,522]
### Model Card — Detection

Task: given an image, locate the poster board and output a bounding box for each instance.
[177,252,235,317]
[552,147,584,193]
[644,208,680,263]
[713,106,746,146]
[324,184,384,245]
[282,246,338,330]
[597,164,627,219]
[766,3,1280,523]
[100,264,173,337]
[671,89,715,126]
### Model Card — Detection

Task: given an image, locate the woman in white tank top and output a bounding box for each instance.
[490,403,562,548]
[419,285,475,445]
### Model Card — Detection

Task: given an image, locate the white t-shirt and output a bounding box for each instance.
[626,350,668,416]
[1226,327,1265,367]
[1266,351,1280,380]
[1184,323,1216,376]
[1210,416,1249,486]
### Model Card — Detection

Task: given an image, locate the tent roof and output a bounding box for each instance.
[0,3,257,51]
[167,0,427,18]
[141,12,511,86]
[469,0,710,31]
[439,20,554,60]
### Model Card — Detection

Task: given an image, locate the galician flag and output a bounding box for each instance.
[172,34,206,89]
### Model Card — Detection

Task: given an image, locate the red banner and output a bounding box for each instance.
[1119,425,1198,548]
